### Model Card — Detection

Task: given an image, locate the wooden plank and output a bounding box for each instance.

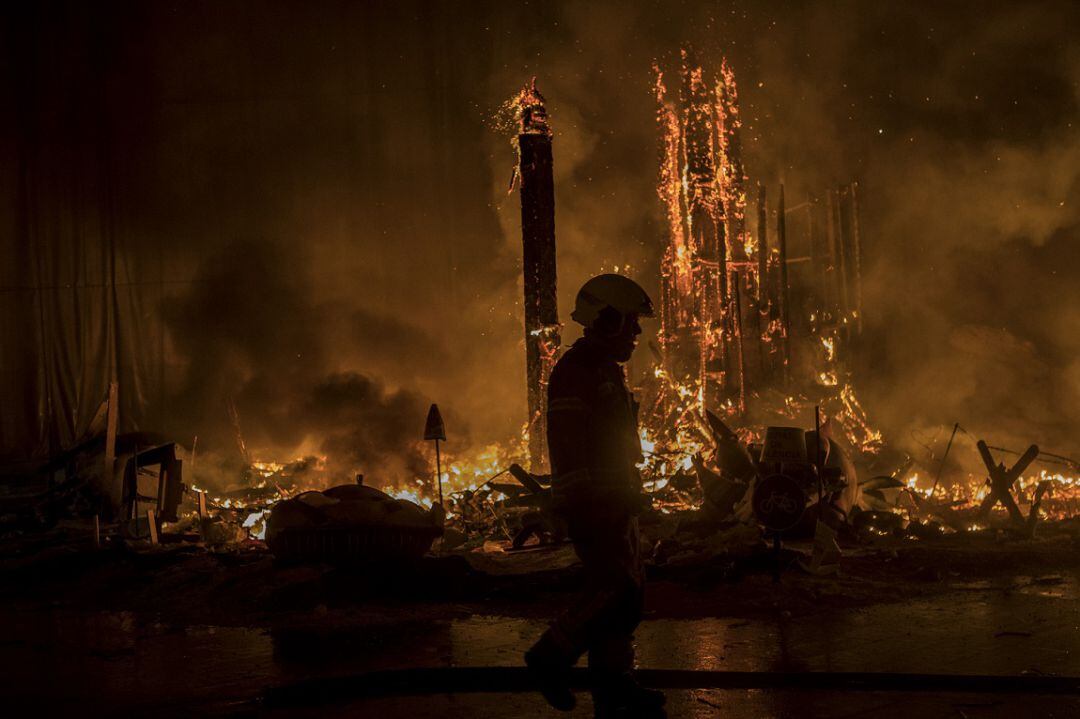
[156,465,166,509]
[776,185,791,376]
[975,440,998,477]
[1005,444,1040,484]
[146,509,159,545]
[826,187,839,304]
[732,271,747,412]
[848,182,864,333]
[835,185,853,322]
[756,183,768,301]
[162,458,183,522]
[976,440,1036,526]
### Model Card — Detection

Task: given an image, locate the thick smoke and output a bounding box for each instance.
[777,3,1080,465]
[162,238,433,488]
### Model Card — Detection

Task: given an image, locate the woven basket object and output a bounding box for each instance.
[267,485,443,564]
[268,524,442,563]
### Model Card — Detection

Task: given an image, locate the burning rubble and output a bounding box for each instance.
[3,53,1078,577]
[165,57,1077,567]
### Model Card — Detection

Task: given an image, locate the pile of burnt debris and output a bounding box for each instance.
[445,411,1080,575]
[3,404,1078,593]
[0,431,445,563]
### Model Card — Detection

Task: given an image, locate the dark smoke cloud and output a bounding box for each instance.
[162,237,432,487]
[785,3,1080,461]
[9,1,1077,484]
[299,372,430,482]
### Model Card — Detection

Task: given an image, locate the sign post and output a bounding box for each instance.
[752,473,806,583]
[424,404,447,506]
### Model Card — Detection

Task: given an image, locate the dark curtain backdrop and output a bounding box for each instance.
[2,3,168,465]
[0,0,509,471]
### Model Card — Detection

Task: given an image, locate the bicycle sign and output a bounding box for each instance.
[752,474,806,532]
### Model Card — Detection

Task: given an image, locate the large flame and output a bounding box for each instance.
[183,57,1079,543]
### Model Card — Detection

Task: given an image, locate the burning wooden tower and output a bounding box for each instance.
[515,80,560,472]
[651,50,865,430]
[653,50,770,415]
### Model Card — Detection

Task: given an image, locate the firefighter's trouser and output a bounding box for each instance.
[535,512,644,674]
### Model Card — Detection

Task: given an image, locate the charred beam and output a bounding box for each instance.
[835,186,852,334]
[516,80,560,473]
[732,271,747,413]
[756,184,768,302]
[777,184,791,375]
[827,188,849,324]
[754,183,768,376]
[848,182,864,334]
[807,195,827,317]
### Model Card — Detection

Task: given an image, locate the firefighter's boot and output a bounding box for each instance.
[525,632,577,712]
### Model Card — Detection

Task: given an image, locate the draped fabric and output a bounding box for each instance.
[1,0,547,476]
[1,3,166,467]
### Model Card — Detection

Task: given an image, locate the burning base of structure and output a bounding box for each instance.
[12,385,1074,571]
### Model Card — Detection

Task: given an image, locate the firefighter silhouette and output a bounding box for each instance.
[525,274,666,717]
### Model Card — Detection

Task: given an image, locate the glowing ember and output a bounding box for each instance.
[387,485,435,510]
[241,510,268,540]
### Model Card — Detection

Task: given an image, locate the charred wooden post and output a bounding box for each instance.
[833,187,852,340]
[776,184,791,376]
[837,186,854,336]
[848,182,864,335]
[756,184,768,301]
[975,441,1039,529]
[828,188,850,325]
[654,66,682,375]
[754,183,768,375]
[732,271,747,412]
[679,49,724,293]
[717,222,730,312]
[807,195,826,317]
[824,189,837,317]
[718,60,748,262]
[516,80,560,473]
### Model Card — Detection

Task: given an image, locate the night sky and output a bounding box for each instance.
[3,1,1078,482]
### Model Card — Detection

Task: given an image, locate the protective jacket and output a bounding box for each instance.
[546,337,644,516]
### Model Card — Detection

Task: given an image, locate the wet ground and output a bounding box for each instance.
[3,572,1079,717]
[2,525,1079,716]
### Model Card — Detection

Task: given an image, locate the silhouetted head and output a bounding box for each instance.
[572,274,654,363]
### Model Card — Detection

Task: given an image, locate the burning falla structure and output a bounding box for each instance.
[646,50,876,450]
[6,52,1079,563]
[624,46,885,521]
[519,55,1078,543]
[446,54,1079,550]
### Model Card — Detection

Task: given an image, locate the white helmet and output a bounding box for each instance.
[570,274,655,329]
